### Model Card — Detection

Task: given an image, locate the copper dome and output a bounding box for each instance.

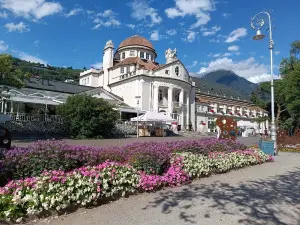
[118,35,154,50]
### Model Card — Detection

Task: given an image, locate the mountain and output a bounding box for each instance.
[193,69,258,100]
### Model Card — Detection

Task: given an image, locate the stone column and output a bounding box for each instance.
[223,105,227,114]
[190,86,196,131]
[186,92,190,130]
[231,106,235,115]
[10,100,13,113]
[4,101,7,114]
[153,85,159,112]
[168,87,173,117]
[179,89,184,126]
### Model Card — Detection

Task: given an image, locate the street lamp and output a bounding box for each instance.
[251,11,277,155]
[135,96,141,138]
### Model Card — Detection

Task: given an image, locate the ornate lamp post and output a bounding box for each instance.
[251,11,277,154]
[135,96,141,138]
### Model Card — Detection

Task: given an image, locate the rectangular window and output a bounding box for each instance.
[140,52,144,58]
[130,51,135,56]
[122,52,125,59]
[146,53,150,60]
[86,77,89,84]
[165,70,169,75]
[120,67,124,74]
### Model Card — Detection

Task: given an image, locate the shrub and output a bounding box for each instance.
[1,139,248,183]
[57,95,119,139]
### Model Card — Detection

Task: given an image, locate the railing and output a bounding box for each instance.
[158,101,168,107]
[5,113,63,123]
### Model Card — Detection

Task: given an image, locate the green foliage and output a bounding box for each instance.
[252,40,300,126]
[57,95,119,139]
[0,54,29,88]
[9,55,82,83]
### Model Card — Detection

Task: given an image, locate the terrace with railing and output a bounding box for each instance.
[4,113,63,123]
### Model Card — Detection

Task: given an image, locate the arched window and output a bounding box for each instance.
[158,90,163,102]
[175,92,180,102]
[175,66,179,76]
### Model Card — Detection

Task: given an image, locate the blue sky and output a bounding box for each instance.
[0,0,299,83]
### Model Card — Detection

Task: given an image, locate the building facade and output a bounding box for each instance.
[80,35,196,129]
[195,92,269,132]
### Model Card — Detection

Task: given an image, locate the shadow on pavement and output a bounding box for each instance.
[143,167,300,225]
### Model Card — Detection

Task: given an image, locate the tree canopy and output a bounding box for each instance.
[57,95,119,139]
[251,40,300,128]
[0,54,29,88]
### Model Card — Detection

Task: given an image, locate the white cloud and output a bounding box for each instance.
[202,25,221,36]
[0,11,8,18]
[0,0,62,20]
[65,8,82,17]
[187,60,198,68]
[275,51,280,55]
[209,38,220,43]
[228,45,239,51]
[4,22,29,32]
[183,30,197,43]
[223,53,232,57]
[92,9,121,29]
[34,40,40,47]
[165,0,215,29]
[91,62,103,69]
[0,40,8,51]
[225,27,247,43]
[130,0,162,27]
[166,29,177,36]
[150,30,160,41]
[17,51,48,65]
[199,57,273,83]
[126,24,135,29]
[222,13,231,18]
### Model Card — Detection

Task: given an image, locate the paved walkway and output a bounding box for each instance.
[34,152,300,225]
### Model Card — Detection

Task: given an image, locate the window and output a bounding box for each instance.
[158,90,163,101]
[122,52,125,59]
[120,67,124,74]
[130,51,135,56]
[140,52,145,59]
[86,77,89,84]
[165,70,169,75]
[146,53,150,60]
[175,66,179,76]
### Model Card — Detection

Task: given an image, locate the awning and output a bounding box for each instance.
[119,107,146,113]
[131,111,175,122]
[9,96,60,105]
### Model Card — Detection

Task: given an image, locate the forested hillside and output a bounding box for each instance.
[12,57,84,83]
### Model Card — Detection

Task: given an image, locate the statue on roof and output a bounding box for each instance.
[165,48,177,63]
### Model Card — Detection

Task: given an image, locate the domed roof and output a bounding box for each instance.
[118,35,154,50]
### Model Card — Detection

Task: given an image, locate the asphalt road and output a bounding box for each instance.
[33,152,300,225]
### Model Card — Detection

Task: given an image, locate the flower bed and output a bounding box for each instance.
[0,138,246,184]
[0,139,273,222]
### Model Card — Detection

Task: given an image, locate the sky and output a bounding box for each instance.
[0,0,299,83]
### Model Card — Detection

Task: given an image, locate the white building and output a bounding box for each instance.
[80,35,196,129]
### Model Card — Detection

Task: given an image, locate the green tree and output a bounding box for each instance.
[57,95,119,139]
[279,40,300,125]
[0,54,29,88]
[259,80,286,123]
